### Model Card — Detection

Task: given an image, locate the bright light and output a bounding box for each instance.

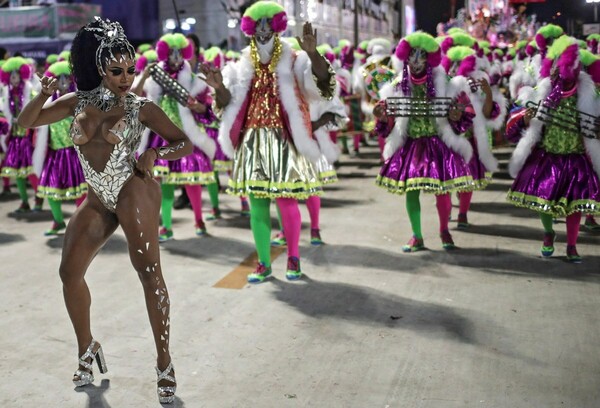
[587,0,600,3]
[181,22,190,30]
[185,17,196,25]
[288,19,296,26]
[228,18,238,28]
[165,19,176,30]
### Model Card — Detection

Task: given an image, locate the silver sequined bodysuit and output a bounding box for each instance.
[71,86,149,212]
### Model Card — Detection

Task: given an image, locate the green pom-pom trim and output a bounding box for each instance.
[203,46,222,62]
[359,40,369,51]
[46,54,58,64]
[515,40,528,50]
[494,49,505,57]
[577,39,587,49]
[537,24,563,39]
[507,48,516,57]
[478,40,490,49]
[547,36,577,60]
[143,50,158,62]
[435,36,447,45]
[528,40,537,49]
[282,37,300,51]
[2,56,29,73]
[579,49,598,67]
[450,32,476,47]
[316,43,333,55]
[160,33,189,50]
[48,61,71,76]
[333,46,342,55]
[446,46,476,62]
[404,31,439,53]
[587,33,600,41]
[243,1,284,20]
[59,51,70,61]
[447,27,466,35]
[338,39,351,48]
[137,43,152,53]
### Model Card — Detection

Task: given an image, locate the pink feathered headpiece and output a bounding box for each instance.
[441,55,477,77]
[240,12,287,37]
[395,38,442,68]
[155,34,194,62]
[0,64,32,85]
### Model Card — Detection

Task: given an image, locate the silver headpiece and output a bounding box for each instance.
[84,16,135,75]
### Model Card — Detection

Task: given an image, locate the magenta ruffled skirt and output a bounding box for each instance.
[165,146,215,185]
[1,133,34,177]
[507,147,600,216]
[466,137,492,190]
[37,146,87,200]
[376,135,474,195]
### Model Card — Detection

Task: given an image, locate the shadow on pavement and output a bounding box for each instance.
[305,244,449,278]
[0,232,25,244]
[432,247,600,281]
[270,276,476,343]
[74,378,111,408]
[7,209,57,222]
[161,236,256,264]
[468,202,540,218]
[458,223,600,245]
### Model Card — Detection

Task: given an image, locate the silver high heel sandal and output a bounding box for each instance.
[72,339,108,387]
[156,362,177,404]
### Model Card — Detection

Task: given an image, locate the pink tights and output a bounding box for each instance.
[306,196,320,230]
[458,191,473,215]
[277,197,301,258]
[435,194,451,232]
[185,185,203,224]
[566,212,582,246]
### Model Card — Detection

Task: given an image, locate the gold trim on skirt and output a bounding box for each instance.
[228,127,322,199]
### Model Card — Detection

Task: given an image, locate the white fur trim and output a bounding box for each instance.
[577,72,600,180]
[382,117,409,160]
[177,103,215,158]
[488,88,507,131]
[32,125,48,177]
[0,134,7,152]
[509,70,535,100]
[217,47,254,159]
[1,87,11,126]
[293,46,328,103]
[314,128,340,163]
[440,76,474,162]
[281,44,321,162]
[508,117,543,178]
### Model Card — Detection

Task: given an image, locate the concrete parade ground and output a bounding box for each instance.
[1,145,600,408]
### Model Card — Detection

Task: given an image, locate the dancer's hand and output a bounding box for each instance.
[37,73,58,97]
[448,106,462,122]
[136,148,158,180]
[297,22,318,56]
[199,64,224,90]
[187,96,207,114]
[373,101,387,119]
[523,107,536,126]
[478,78,492,97]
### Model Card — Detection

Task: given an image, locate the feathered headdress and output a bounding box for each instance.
[540,36,580,81]
[156,33,193,62]
[535,24,564,56]
[0,56,32,85]
[135,49,158,72]
[240,1,287,37]
[442,46,477,77]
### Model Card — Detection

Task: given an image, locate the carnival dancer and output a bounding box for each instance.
[202,46,248,220]
[0,56,42,212]
[271,44,347,246]
[374,32,476,251]
[33,60,88,236]
[139,33,216,241]
[443,46,503,229]
[201,1,336,282]
[506,36,600,263]
[18,17,192,403]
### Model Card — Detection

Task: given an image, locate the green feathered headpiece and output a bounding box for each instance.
[404,32,440,53]
[45,54,59,65]
[2,56,29,73]
[445,46,476,62]
[449,32,476,47]
[47,61,71,77]
[317,44,333,56]
[137,43,152,53]
[203,46,222,63]
[478,40,490,49]
[58,50,71,62]
[447,27,466,35]
[143,50,158,62]
[546,36,578,60]
[587,33,600,42]
[536,24,563,39]
[515,40,528,50]
[579,49,599,67]
[243,1,284,20]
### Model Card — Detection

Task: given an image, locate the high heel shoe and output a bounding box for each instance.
[156,361,177,404]
[72,339,107,387]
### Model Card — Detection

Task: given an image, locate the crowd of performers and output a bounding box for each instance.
[2,4,600,290]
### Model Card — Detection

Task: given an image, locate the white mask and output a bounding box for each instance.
[256,36,275,64]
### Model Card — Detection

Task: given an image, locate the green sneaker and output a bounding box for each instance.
[440,230,456,250]
[402,236,425,253]
[285,256,302,281]
[206,208,222,221]
[247,262,272,283]
[566,245,582,264]
[310,229,324,246]
[541,231,555,257]
[158,227,174,242]
[270,231,287,246]
[44,221,66,236]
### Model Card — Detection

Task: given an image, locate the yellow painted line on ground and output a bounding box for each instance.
[213,246,286,289]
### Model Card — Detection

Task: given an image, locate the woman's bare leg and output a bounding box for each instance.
[59,198,118,376]
[116,176,174,387]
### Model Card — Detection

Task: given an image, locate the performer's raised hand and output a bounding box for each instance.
[478,78,492,97]
[296,22,318,55]
[199,63,224,90]
[37,73,58,97]
[523,107,536,127]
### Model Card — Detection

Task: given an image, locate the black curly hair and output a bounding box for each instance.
[70,19,135,91]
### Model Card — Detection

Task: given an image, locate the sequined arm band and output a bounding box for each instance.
[312,61,337,101]
[155,141,186,159]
